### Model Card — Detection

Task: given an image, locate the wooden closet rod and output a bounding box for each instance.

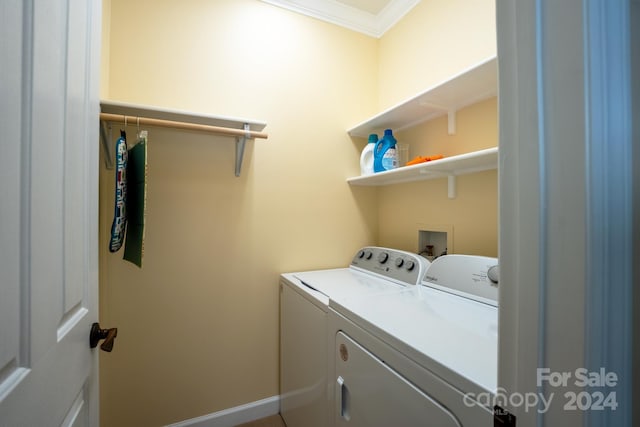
[99,113,269,139]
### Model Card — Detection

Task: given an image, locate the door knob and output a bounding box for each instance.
[89,322,118,352]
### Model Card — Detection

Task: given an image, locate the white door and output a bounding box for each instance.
[334,332,461,427]
[0,0,102,426]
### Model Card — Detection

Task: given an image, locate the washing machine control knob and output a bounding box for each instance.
[351,247,429,286]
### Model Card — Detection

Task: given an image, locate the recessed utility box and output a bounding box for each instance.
[417,225,453,262]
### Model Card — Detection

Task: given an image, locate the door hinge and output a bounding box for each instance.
[494,406,516,426]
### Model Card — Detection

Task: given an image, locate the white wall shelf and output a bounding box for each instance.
[347,147,497,198]
[100,100,268,176]
[346,56,498,197]
[347,56,497,138]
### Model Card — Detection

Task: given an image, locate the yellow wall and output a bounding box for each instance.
[100,0,110,98]
[99,0,497,426]
[378,0,496,109]
[100,1,377,426]
[377,98,498,256]
[375,0,497,256]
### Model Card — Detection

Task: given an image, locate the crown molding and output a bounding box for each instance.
[260,0,420,38]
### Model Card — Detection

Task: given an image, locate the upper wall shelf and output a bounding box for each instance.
[347,56,497,138]
[346,56,498,197]
[100,100,268,176]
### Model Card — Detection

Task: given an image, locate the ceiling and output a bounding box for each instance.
[259,0,421,38]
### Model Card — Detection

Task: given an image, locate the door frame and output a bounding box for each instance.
[497,0,635,425]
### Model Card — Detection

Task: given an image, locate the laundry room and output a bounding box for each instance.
[99,0,497,425]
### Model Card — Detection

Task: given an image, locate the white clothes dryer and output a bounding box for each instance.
[280,247,429,427]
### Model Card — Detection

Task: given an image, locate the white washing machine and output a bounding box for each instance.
[280,248,498,426]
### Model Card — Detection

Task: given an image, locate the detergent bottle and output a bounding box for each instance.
[373,129,398,172]
[360,134,377,175]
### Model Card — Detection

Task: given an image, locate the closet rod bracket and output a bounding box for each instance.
[100,121,115,170]
[235,123,251,177]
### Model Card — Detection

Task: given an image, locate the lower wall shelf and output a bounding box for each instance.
[347,147,498,198]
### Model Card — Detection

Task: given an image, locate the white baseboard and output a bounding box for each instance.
[165,395,280,427]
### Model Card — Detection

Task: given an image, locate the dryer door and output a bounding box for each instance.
[335,331,461,427]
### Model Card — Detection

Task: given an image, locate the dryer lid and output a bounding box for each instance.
[293,268,406,304]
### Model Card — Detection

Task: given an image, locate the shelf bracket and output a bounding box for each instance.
[418,101,457,135]
[235,123,251,177]
[447,175,456,199]
[447,109,456,135]
[100,120,114,170]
